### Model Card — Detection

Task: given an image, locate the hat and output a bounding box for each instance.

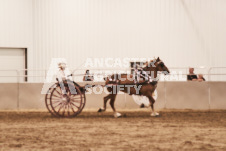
[58,62,66,68]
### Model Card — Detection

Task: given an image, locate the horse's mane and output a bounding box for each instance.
[143,59,156,70]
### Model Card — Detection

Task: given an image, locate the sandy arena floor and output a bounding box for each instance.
[0,110,226,151]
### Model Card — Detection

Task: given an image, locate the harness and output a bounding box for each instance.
[133,68,157,85]
[107,69,157,86]
[107,60,163,86]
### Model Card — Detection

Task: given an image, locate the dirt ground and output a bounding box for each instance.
[0,110,226,151]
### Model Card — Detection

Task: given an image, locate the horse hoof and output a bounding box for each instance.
[114,112,122,118]
[151,112,159,117]
[97,108,104,112]
[140,103,145,108]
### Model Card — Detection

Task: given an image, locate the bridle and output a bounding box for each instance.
[156,61,165,67]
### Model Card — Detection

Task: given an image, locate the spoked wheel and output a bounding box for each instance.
[46,82,86,118]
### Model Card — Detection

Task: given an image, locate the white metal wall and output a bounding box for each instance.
[0,48,25,82]
[0,0,226,80]
[32,0,226,70]
[0,0,33,69]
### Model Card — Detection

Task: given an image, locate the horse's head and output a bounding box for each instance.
[145,57,170,75]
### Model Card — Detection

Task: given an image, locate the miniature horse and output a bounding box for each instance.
[98,57,170,117]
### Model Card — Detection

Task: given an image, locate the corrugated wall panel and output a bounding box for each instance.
[32,0,226,71]
[0,0,226,81]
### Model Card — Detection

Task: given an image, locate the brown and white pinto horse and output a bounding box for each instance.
[98,57,170,117]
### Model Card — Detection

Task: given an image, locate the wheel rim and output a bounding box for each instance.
[50,84,83,117]
[45,84,58,116]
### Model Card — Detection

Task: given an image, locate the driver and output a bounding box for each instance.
[56,62,72,82]
[56,62,73,96]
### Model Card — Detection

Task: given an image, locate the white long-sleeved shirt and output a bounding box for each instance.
[56,68,72,82]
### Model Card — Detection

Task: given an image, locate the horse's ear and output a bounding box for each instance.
[157,57,160,61]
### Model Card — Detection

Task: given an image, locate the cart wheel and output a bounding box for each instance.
[50,83,85,117]
[45,84,58,117]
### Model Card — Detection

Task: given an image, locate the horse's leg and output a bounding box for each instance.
[98,94,111,112]
[146,91,159,116]
[109,94,121,118]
